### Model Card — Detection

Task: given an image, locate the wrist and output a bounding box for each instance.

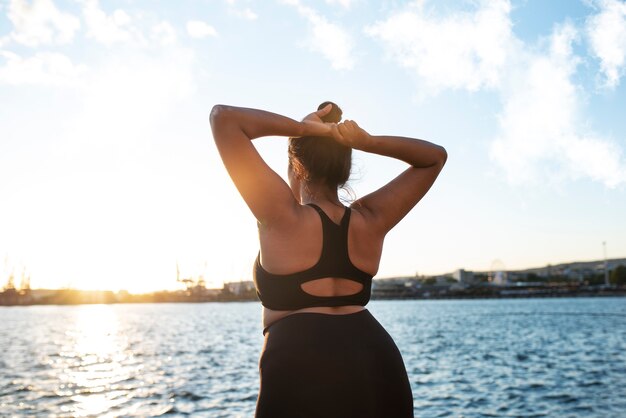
[358,134,376,152]
[301,120,331,137]
[293,121,306,137]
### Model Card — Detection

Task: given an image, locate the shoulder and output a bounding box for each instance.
[348,201,387,239]
[258,203,314,232]
[349,200,380,228]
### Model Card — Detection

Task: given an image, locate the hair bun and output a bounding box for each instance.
[318,101,342,123]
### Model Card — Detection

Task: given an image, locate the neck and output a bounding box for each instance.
[300,182,341,206]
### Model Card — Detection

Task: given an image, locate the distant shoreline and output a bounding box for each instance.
[3,256,625,306]
[1,285,624,307]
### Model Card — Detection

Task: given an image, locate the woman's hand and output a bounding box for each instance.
[300,104,336,137]
[333,120,373,150]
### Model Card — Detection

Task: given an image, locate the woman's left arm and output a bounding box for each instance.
[334,120,447,233]
[209,105,332,226]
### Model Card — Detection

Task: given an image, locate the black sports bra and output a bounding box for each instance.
[253,204,373,310]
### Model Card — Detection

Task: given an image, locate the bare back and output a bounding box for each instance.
[258,203,383,298]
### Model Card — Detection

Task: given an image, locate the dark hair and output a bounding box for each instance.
[288,101,352,190]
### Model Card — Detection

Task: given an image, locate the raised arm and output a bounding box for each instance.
[209,104,333,225]
[335,120,447,233]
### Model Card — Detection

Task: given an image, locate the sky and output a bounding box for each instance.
[1,0,625,292]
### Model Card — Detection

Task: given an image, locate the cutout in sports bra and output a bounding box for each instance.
[253,204,373,311]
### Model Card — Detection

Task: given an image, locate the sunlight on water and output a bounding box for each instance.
[55,305,129,416]
[1,299,625,417]
[71,305,120,358]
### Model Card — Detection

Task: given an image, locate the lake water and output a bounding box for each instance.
[1,297,625,417]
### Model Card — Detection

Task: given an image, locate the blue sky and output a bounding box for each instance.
[1,0,625,292]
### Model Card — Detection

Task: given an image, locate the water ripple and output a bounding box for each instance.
[0,298,625,416]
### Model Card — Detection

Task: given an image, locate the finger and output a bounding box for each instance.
[336,125,348,141]
[316,103,332,116]
[330,124,344,141]
[342,120,356,135]
[337,123,349,136]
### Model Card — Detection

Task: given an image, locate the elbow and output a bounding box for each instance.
[209,104,232,129]
[422,145,446,170]
[438,146,448,167]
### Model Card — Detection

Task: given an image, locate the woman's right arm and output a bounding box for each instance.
[335,120,447,233]
[209,105,332,226]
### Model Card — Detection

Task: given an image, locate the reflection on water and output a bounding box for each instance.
[1,302,262,417]
[25,304,147,417]
[56,305,129,416]
[1,298,625,417]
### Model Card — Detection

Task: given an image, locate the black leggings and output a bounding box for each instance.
[256,310,414,418]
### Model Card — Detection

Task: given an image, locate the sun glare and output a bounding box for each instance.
[55,305,138,416]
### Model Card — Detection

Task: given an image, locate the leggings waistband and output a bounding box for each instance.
[262,308,369,335]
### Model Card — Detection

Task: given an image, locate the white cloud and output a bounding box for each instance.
[0,50,86,86]
[231,7,258,20]
[490,24,626,188]
[7,0,80,46]
[186,20,218,39]
[586,0,626,88]
[81,0,142,46]
[152,21,177,46]
[367,0,626,188]
[282,0,355,70]
[326,0,353,9]
[366,0,513,95]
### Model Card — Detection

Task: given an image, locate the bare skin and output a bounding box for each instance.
[210,104,447,330]
[260,181,372,329]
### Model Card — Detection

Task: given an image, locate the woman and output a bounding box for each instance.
[210,101,447,418]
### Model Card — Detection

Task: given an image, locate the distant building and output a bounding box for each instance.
[453,269,475,284]
[435,276,454,285]
[29,289,58,302]
[507,271,525,282]
[371,277,419,299]
[224,280,255,296]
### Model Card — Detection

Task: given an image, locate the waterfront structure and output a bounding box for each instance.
[223,281,255,296]
[453,269,475,284]
[2,258,625,306]
[603,242,609,286]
